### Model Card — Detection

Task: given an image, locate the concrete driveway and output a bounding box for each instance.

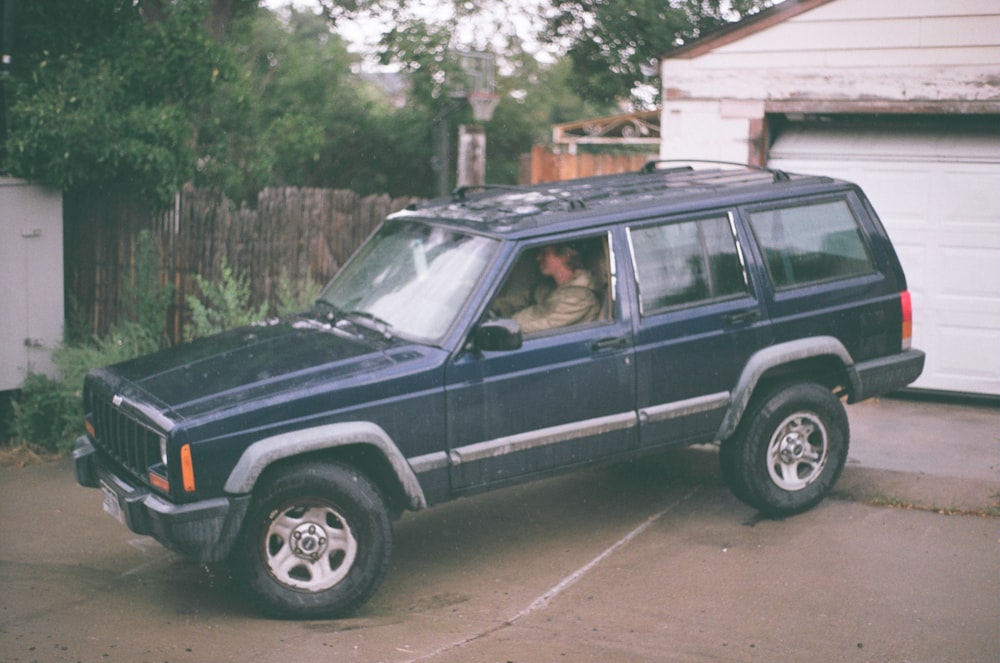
[1,396,996,663]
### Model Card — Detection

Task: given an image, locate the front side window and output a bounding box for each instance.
[629,215,748,314]
[319,220,499,343]
[748,199,876,290]
[489,235,610,335]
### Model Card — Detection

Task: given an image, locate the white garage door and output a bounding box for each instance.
[769,120,1000,396]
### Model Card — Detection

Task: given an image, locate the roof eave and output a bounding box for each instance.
[662,0,838,61]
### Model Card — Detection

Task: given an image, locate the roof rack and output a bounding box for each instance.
[397,160,804,228]
[642,159,790,182]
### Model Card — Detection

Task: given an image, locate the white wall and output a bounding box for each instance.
[659,0,1000,161]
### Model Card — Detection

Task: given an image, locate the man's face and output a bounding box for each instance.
[536,246,563,276]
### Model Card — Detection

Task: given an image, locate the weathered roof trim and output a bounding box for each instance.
[663,0,837,60]
[765,99,1000,115]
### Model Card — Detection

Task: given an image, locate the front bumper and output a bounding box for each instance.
[74,436,250,563]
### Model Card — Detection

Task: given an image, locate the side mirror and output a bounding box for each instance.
[474,318,522,352]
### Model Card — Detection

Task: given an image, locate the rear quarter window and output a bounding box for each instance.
[747,199,876,290]
[629,214,749,314]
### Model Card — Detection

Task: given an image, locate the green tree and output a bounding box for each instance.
[367,3,616,189]
[486,58,616,184]
[201,7,440,198]
[3,0,256,209]
[545,0,774,107]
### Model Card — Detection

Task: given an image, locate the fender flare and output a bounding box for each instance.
[223,421,427,510]
[715,336,858,441]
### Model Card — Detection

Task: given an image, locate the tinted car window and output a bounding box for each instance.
[748,199,876,290]
[630,215,748,314]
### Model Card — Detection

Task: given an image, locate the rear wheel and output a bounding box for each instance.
[234,461,392,619]
[720,382,848,516]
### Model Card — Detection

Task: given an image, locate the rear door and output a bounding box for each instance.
[627,211,771,448]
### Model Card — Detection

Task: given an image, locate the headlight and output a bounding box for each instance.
[159,436,168,466]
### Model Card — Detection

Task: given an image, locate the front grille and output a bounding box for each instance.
[90,396,162,479]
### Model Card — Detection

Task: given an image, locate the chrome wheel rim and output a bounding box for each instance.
[766,411,829,492]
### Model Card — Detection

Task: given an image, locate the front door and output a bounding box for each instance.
[445,232,637,490]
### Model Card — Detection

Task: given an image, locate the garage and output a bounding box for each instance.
[657,0,1000,397]
[768,116,1000,396]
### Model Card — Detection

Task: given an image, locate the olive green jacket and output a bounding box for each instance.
[512,269,601,334]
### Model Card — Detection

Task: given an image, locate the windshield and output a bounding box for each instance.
[318,220,499,343]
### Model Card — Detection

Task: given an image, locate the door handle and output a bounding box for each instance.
[592,336,629,352]
[724,309,761,325]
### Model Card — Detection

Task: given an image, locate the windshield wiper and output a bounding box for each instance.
[346,310,394,338]
[313,299,343,321]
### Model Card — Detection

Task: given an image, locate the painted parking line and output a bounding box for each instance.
[413,486,702,661]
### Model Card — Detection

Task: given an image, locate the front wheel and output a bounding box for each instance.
[234,461,392,619]
[720,382,849,516]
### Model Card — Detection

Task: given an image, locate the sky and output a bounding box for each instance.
[261,0,557,68]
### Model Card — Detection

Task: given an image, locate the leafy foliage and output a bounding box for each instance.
[11,373,80,453]
[370,4,617,188]
[130,230,175,346]
[186,258,269,340]
[545,0,774,106]
[3,0,254,208]
[485,58,614,183]
[3,0,640,202]
[187,7,444,198]
[12,323,162,453]
[275,268,325,318]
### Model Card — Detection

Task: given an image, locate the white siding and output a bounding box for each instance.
[660,0,1000,122]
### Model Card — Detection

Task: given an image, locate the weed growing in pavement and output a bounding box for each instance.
[867,493,1000,518]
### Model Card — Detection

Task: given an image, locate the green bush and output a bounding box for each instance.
[275,267,324,317]
[131,229,174,346]
[186,258,269,340]
[11,323,161,453]
[11,373,80,453]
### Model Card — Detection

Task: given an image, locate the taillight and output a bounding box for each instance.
[900,291,913,351]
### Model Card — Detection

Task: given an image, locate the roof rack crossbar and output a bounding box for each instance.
[642,159,789,182]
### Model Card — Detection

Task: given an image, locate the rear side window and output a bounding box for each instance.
[629,215,748,314]
[747,199,876,290]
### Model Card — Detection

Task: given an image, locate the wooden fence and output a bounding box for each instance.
[64,147,653,342]
[526,145,657,184]
[64,186,421,342]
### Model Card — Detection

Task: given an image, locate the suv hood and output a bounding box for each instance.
[95,318,421,421]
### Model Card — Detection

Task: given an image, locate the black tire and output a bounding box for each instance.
[234,461,392,619]
[719,382,849,516]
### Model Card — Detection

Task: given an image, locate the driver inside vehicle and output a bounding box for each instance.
[492,243,601,334]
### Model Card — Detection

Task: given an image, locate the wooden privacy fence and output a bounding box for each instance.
[65,147,652,343]
[64,186,421,342]
[526,145,657,184]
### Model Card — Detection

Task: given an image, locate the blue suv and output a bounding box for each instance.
[74,162,925,618]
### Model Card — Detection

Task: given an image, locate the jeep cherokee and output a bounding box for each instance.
[74,161,925,618]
